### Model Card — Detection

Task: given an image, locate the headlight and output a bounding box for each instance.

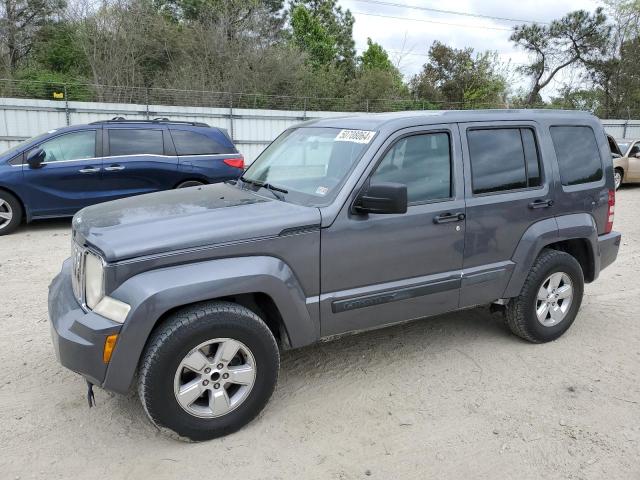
[84,252,104,309]
[83,250,131,323]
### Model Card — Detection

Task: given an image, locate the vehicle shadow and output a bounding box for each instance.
[19,217,72,233]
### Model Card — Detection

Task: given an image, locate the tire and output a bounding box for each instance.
[176,180,205,189]
[614,168,624,190]
[138,301,279,441]
[0,190,23,236]
[505,249,584,343]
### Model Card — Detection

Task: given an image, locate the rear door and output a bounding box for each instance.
[22,129,103,217]
[459,121,555,307]
[169,128,243,182]
[101,127,178,199]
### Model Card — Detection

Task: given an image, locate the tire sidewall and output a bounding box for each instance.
[143,312,278,441]
[523,254,584,342]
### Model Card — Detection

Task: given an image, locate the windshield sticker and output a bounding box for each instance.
[335,129,376,144]
[315,186,329,196]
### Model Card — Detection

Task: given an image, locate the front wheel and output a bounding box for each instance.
[0,190,23,236]
[138,301,279,441]
[506,249,584,343]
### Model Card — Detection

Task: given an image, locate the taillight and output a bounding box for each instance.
[223,157,244,169]
[605,189,615,234]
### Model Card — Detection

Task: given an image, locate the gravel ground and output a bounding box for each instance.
[0,188,639,480]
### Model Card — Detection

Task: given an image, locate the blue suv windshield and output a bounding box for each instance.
[241,127,375,206]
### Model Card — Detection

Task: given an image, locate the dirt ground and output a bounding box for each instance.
[0,189,639,480]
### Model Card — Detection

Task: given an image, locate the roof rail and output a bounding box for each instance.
[89,117,210,127]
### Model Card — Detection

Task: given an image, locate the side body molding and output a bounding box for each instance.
[502,214,598,298]
[102,256,319,394]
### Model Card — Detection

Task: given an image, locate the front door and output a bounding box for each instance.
[22,129,103,217]
[320,124,466,337]
[626,141,640,180]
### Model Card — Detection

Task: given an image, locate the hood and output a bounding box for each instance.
[73,183,321,262]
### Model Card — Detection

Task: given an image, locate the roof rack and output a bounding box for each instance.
[89,117,210,127]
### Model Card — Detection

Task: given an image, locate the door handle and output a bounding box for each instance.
[528,199,554,209]
[434,212,465,224]
[78,167,100,174]
[104,165,125,171]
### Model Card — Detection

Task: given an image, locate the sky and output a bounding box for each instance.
[339,0,602,98]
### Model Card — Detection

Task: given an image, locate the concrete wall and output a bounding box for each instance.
[1,96,636,161]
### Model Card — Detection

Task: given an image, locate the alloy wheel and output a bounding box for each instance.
[535,272,573,327]
[0,199,13,230]
[174,338,256,418]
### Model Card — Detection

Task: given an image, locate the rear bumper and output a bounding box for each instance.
[598,231,622,272]
[48,259,122,386]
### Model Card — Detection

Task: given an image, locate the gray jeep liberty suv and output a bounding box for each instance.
[49,110,621,440]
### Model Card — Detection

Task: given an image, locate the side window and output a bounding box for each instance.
[629,143,640,157]
[109,129,164,156]
[170,130,234,155]
[468,128,542,194]
[34,130,96,163]
[550,126,603,186]
[370,132,451,203]
[8,153,23,165]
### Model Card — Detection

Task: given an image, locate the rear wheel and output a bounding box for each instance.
[0,191,23,236]
[176,180,205,189]
[614,168,623,190]
[506,249,584,343]
[138,301,279,441]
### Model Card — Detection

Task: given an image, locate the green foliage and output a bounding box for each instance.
[12,67,92,100]
[410,41,507,108]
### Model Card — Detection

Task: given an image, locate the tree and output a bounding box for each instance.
[288,0,355,72]
[511,8,611,105]
[0,0,65,72]
[410,41,507,107]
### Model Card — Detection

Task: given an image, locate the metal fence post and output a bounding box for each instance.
[365,99,369,112]
[229,95,234,140]
[64,84,70,126]
[303,97,307,120]
[145,87,150,120]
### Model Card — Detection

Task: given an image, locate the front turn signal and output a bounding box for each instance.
[103,334,118,364]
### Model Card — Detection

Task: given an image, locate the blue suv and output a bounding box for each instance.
[0,118,244,235]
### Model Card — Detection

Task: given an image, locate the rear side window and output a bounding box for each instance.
[170,130,235,155]
[109,129,164,156]
[550,126,603,186]
[468,128,542,194]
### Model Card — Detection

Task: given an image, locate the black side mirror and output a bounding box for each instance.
[354,182,407,215]
[26,148,46,168]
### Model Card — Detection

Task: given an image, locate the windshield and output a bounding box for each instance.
[240,127,375,206]
[1,131,54,157]
[617,142,630,154]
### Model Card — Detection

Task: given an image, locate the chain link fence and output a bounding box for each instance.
[0,78,516,113]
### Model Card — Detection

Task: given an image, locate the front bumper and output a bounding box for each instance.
[49,259,122,386]
[598,231,622,272]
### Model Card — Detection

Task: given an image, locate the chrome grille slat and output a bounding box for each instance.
[71,242,86,305]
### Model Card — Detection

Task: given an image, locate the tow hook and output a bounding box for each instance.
[86,380,96,408]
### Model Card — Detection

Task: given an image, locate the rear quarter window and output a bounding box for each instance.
[550,126,603,186]
[170,130,235,155]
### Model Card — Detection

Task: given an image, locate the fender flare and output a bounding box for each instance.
[102,256,319,394]
[502,214,598,298]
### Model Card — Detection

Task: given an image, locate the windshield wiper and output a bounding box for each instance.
[240,175,288,200]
